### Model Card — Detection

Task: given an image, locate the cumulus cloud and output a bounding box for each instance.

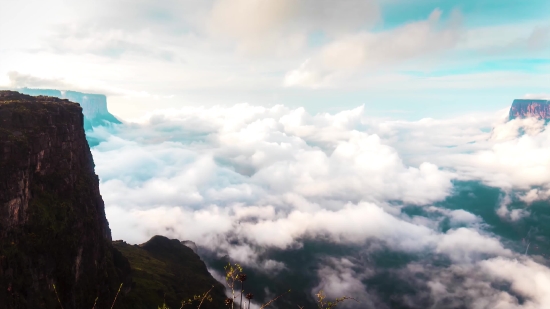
[207,0,380,54]
[89,103,550,308]
[92,104,455,249]
[448,120,550,190]
[524,93,550,100]
[283,9,463,87]
[7,71,71,89]
[418,256,550,309]
[312,258,379,309]
[91,103,550,244]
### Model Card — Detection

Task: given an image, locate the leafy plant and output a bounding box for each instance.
[223,262,292,309]
[313,290,358,309]
[179,286,214,309]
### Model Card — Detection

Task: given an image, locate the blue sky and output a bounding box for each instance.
[381,0,550,28]
[0,0,548,119]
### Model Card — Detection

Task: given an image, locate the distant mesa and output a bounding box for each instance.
[509,99,550,121]
[18,88,121,131]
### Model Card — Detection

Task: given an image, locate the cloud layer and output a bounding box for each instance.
[89,103,550,308]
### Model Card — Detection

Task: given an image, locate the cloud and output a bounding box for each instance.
[7,71,71,89]
[207,0,380,54]
[526,25,550,50]
[419,257,550,309]
[91,104,550,245]
[479,257,550,308]
[312,258,380,309]
[5,71,175,99]
[524,93,550,100]
[283,9,463,87]
[373,111,550,192]
[92,104,454,250]
[88,103,550,308]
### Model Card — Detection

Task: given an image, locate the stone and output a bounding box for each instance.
[509,99,550,120]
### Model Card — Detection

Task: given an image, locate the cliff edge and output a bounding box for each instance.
[17,88,121,131]
[509,99,550,120]
[0,91,130,308]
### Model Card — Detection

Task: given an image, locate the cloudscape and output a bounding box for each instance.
[89,105,550,308]
[1,0,550,309]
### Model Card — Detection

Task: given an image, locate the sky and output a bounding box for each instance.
[1,0,549,120]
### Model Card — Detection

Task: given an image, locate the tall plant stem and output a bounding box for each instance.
[240,281,244,309]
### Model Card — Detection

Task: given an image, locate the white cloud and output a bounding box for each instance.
[374,111,550,193]
[90,103,548,263]
[207,0,380,54]
[86,103,550,308]
[312,258,378,309]
[283,9,463,87]
[518,188,550,204]
[524,93,550,100]
[93,104,455,251]
[479,257,550,308]
[6,71,71,89]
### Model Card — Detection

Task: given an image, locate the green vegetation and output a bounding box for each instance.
[112,237,226,309]
[113,240,357,309]
[222,262,357,309]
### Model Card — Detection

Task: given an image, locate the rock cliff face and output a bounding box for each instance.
[509,99,550,120]
[0,91,129,308]
[18,88,121,130]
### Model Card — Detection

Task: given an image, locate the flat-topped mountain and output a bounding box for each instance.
[509,99,550,120]
[17,88,121,130]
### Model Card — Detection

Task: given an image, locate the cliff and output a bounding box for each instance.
[0,91,229,308]
[0,91,130,308]
[509,99,550,120]
[17,88,121,131]
[113,236,226,309]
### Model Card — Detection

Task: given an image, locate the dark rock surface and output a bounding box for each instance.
[0,91,130,308]
[509,99,550,120]
[113,236,226,309]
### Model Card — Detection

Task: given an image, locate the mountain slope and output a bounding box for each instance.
[113,236,226,309]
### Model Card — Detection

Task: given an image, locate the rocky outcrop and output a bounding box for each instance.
[113,236,226,309]
[17,88,121,131]
[509,99,550,120]
[0,91,130,309]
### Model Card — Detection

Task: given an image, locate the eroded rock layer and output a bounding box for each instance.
[509,99,550,120]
